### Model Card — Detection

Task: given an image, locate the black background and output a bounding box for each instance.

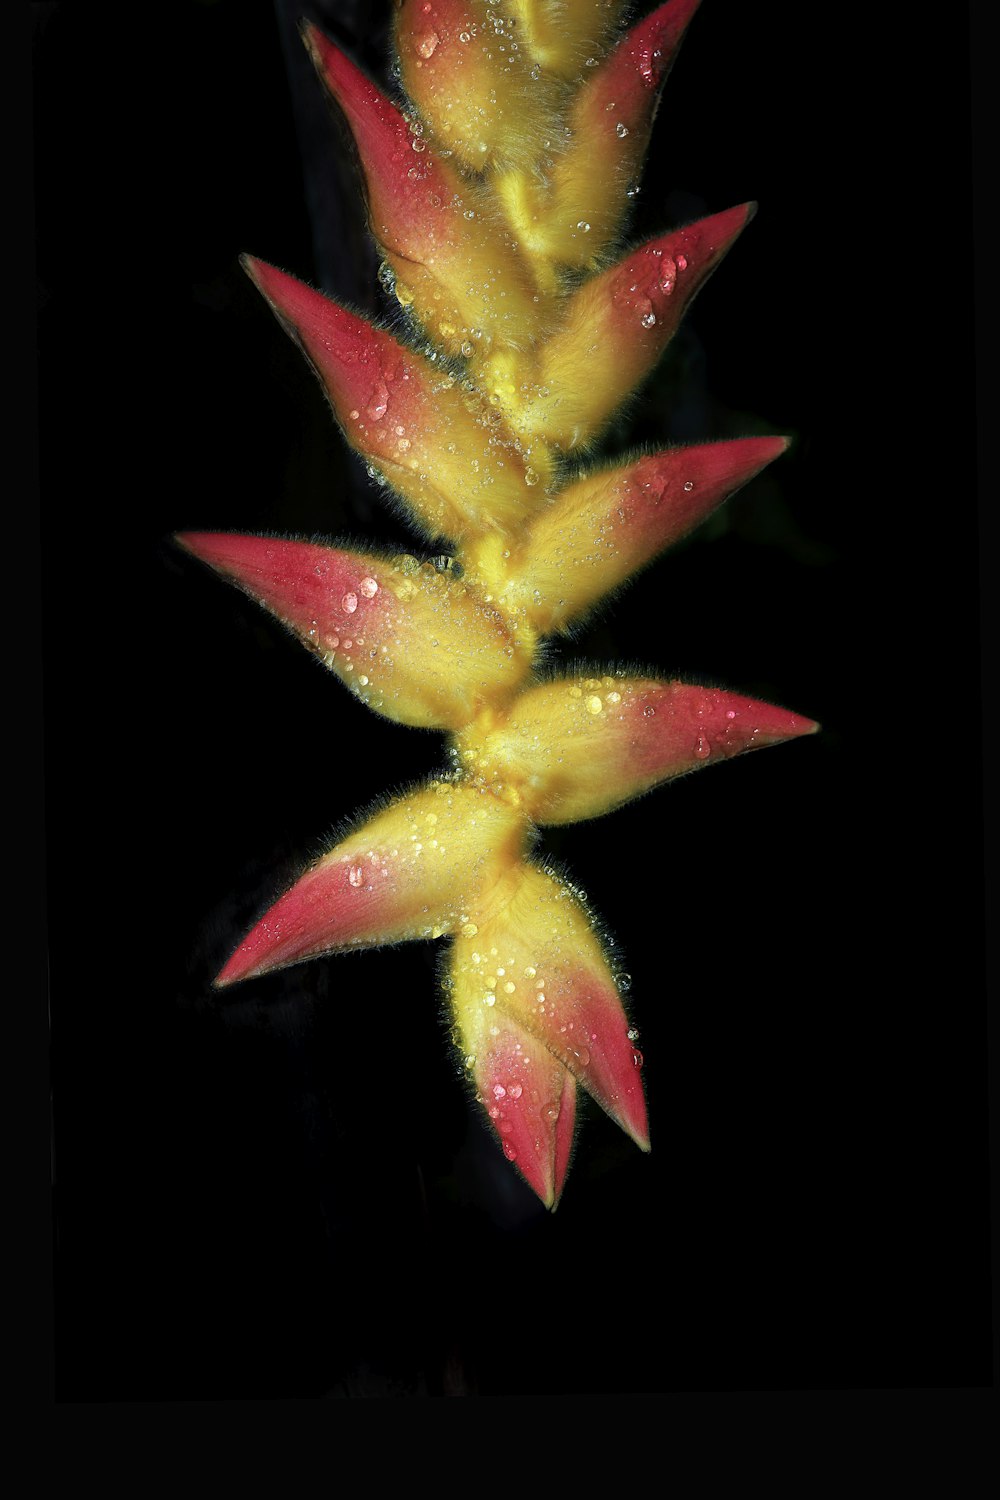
[36,1,989,1397]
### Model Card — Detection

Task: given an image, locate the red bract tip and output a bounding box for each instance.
[630,0,703,91]
[303,22,456,260]
[242,255,396,386]
[451,862,649,1160]
[215,784,526,985]
[621,682,819,783]
[531,204,754,447]
[303,22,541,355]
[176,531,360,625]
[176,533,532,730]
[580,0,701,125]
[604,203,754,341]
[547,0,703,267]
[470,1017,578,1209]
[511,435,790,631]
[241,258,538,541]
[214,858,396,987]
[462,674,818,826]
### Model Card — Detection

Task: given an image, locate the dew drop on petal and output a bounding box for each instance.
[586,694,603,714]
[508,1083,523,1100]
[359,576,379,598]
[683,480,694,492]
[695,736,711,759]
[342,592,358,614]
[416,30,439,58]
[616,122,629,138]
[366,382,389,421]
[348,864,364,888]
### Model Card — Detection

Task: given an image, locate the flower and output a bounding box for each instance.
[181,0,817,1207]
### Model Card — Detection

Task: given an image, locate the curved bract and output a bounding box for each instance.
[181,0,817,1209]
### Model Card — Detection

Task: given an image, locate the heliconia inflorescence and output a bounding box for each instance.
[179,0,817,1209]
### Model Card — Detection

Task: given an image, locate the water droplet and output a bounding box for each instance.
[348,864,364,888]
[641,310,656,328]
[411,137,426,152]
[358,674,369,686]
[366,382,389,420]
[571,1046,591,1068]
[460,340,474,357]
[683,480,694,492]
[643,704,657,719]
[484,993,497,1007]
[576,220,591,233]
[524,467,539,486]
[502,1142,517,1162]
[586,694,603,715]
[658,256,677,294]
[677,253,688,270]
[342,591,358,614]
[627,1027,640,1041]
[462,922,479,938]
[493,1084,506,1099]
[504,981,516,994]
[359,576,379,598]
[632,1048,645,1069]
[543,1101,561,1122]
[459,30,471,43]
[695,736,711,759]
[416,30,439,58]
[616,122,629,138]
[348,408,359,421]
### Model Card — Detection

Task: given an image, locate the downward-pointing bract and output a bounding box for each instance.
[184,0,816,1207]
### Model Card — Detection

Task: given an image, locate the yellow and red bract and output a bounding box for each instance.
[181,0,817,1208]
